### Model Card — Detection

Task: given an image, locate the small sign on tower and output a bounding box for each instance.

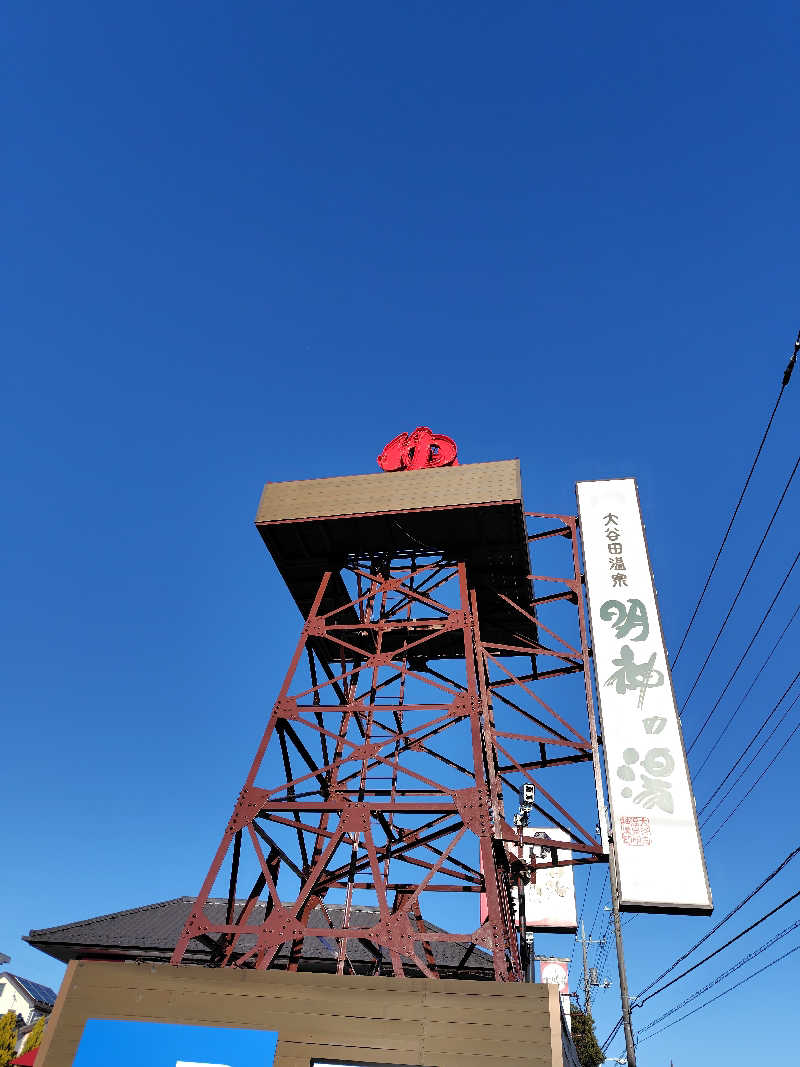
[377,426,458,470]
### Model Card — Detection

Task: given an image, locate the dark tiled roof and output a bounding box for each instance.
[26,898,495,979]
[2,973,57,1007]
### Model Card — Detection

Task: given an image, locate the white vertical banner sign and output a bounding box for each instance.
[539,958,572,1031]
[576,478,712,914]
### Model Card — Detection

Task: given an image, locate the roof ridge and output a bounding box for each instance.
[26,898,454,940]
[24,899,494,971]
[27,897,194,936]
[1,973,57,1002]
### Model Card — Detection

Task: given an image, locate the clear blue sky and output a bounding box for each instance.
[2,3,798,1063]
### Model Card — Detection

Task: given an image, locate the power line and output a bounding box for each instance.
[705,709,800,845]
[635,842,800,997]
[672,331,798,668]
[636,942,800,1045]
[686,553,800,755]
[701,685,800,825]
[570,866,594,970]
[594,919,613,972]
[680,453,800,713]
[692,602,800,777]
[586,887,606,942]
[607,770,800,1046]
[638,915,800,1035]
[601,845,800,1051]
[577,866,593,931]
[595,908,637,980]
[638,888,800,1006]
[699,671,800,819]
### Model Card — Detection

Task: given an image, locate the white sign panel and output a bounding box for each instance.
[479,828,577,930]
[539,958,572,1031]
[539,957,569,993]
[576,478,712,914]
[510,828,577,932]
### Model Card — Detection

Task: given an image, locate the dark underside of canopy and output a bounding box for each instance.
[255,460,537,659]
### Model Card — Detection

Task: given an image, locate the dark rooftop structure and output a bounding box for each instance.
[26,898,495,980]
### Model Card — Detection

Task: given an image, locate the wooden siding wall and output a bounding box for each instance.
[37,961,563,1067]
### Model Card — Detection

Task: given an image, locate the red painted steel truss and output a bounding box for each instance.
[172,513,605,981]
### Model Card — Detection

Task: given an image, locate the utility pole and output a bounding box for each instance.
[576,920,605,1015]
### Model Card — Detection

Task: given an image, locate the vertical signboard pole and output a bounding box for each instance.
[518,867,530,982]
[607,840,637,1067]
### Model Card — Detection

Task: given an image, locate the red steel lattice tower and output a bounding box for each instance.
[172,459,605,981]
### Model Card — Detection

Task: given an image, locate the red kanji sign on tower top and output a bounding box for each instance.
[377,427,458,471]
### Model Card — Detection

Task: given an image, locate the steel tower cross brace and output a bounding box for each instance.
[172,466,606,981]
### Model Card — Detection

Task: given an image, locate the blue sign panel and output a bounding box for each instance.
[72,1019,279,1067]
